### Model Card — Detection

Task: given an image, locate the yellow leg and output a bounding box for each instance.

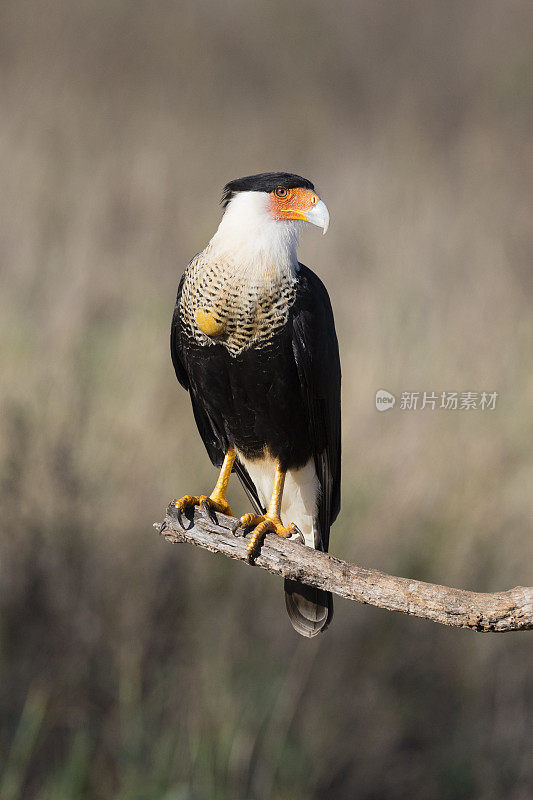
[174,447,235,527]
[234,461,303,561]
[210,447,235,507]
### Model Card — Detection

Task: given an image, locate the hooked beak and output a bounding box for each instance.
[305,199,330,235]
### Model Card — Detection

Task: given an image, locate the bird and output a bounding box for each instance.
[170,172,341,637]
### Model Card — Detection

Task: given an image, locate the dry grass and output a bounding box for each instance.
[1,1,532,798]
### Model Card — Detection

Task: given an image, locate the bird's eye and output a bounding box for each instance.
[274,187,289,199]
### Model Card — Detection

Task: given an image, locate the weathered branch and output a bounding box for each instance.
[155,503,533,632]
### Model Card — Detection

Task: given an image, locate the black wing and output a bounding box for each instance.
[171,274,263,507]
[171,273,224,467]
[170,273,189,391]
[291,264,341,552]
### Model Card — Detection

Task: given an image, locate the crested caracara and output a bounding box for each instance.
[171,172,341,637]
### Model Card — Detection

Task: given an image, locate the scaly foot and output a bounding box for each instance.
[232,513,304,561]
[173,494,233,528]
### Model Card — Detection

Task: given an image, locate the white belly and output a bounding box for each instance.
[235,451,319,548]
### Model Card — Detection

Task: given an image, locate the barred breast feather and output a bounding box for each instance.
[180,249,297,356]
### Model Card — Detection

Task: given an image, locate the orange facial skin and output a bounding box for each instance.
[269,186,319,222]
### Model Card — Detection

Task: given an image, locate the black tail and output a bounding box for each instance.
[284,579,333,637]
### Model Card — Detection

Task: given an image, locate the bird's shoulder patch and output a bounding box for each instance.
[195,308,226,338]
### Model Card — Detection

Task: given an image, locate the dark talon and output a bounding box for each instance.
[292,525,305,544]
[230,519,243,536]
[176,508,185,529]
[200,498,212,518]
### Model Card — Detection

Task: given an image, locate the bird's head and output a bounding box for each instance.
[209,172,329,273]
[221,172,329,235]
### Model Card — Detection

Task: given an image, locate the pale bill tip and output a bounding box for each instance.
[306,199,330,235]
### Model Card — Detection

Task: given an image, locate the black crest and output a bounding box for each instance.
[221,172,315,207]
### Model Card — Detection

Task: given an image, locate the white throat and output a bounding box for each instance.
[207,191,300,283]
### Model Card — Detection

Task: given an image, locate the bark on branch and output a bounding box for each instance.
[155,502,533,632]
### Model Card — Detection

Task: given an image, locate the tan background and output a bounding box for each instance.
[1,1,532,798]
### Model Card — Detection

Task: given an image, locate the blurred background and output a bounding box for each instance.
[1,1,532,798]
